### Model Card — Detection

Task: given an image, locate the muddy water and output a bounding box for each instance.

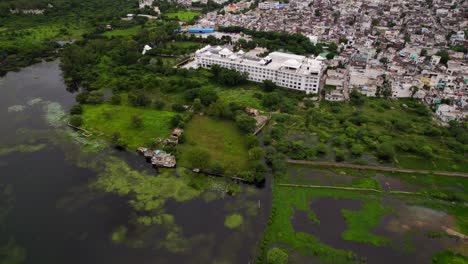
[0,61,271,264]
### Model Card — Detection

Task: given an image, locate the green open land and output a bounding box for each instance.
[81,104,176,150]
[217,87,266,110]
[0,0,137,74]
[165,11,200,21]
[264,96,468,172]
[178,115,250,173]
[103,26,142,37]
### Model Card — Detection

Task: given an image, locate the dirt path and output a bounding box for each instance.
[277,183,382,192]
[286,160,468,178]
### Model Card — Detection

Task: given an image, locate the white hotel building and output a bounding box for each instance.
[194,45,325,94]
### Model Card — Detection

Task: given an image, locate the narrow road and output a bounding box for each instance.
[286,159,468,178]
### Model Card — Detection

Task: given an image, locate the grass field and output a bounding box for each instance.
[166,11,200,22]
[217,88,266,110]
[103,26,141,37]
[0,23,85,49]
[81,104,176,149]
[178,115,250,173]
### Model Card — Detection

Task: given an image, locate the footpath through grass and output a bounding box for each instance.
[178,115,250,173]
[81,104,176,150]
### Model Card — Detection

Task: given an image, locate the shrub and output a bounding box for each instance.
[376,142,395,161]
[267,247,288,264]
[172,104,186,112]
[69,115,83,127]
[153,100,165,110]
[70,104,83,115]
[131,115,143,128]
[109,94,122,105]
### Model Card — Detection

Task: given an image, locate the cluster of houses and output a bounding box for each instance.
[181,0,467,122]
[137,128,184,168]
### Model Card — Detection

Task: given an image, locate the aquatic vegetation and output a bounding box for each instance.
[44,101,67,127]
[7,105,25,113]
[341,200,392,246]
[432,251,468,264]
[92,158,202,212]
[27,98,43,106]
[137,214,174,226]
[110,225,128,244]
[158,228,191,253]
[64,129,106,153]
[0,239,27,264]
[0,144,46,156]
[224,213,244,229]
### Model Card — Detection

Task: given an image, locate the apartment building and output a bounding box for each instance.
[195,45,325,94]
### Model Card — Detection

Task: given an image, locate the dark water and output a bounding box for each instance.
[0,61,271,264]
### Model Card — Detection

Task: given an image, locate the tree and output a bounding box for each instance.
[109,94,122,105]
[420,49,428,57]
[351,143,365,156]
[376,142,395,161]
[170,115,184,128]
[436,50,450,65]
[379,57,389,64]
[128,91,151,107]
[410,86,419,98]
[131,115,143,128]
[87,91,104,104]
[371,18,379,26]
[199,87,219,106]
[69,115,83,127]
[193,98,202,111]
[248,147,265,160]
[267,247,288,264]
[350,89,365,106]
[111,132,126,148]
[75,91,90,104]
[187,148,211,169]
[262,92,281,109]
[172,104,186,112]
[262,80,277,92]
[70,104,83,115]
[154,100,165,110]
[235,113,256,133]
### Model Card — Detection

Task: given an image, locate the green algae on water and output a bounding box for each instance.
[0,239,27,264]
[7,105,25,113]
[224,213,243,229]
[44,101,67,127]
[110,225,127,244]
[0,144,47,156]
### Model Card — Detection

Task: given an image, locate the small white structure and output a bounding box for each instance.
[139,0,154,9]
[431,55,441,66]
[142,45,152,55]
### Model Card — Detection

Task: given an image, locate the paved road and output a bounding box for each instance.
[286,159,468,178]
